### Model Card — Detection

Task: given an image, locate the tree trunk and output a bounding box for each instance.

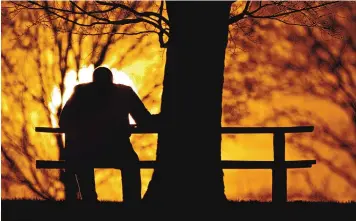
[143,1,232,206]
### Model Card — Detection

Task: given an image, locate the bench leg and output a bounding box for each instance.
[62,169,80,201]
[272,132,287,203]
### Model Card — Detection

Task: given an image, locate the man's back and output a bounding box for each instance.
[71,82,131,132]
[60,82,152,159]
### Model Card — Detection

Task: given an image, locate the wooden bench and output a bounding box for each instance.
[35,125,316,203]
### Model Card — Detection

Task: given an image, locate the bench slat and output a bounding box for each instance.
[36,160,316,169]
[34,126,314,134]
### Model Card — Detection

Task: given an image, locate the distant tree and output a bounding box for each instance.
[224,2,356,200]
[1,1,162,200]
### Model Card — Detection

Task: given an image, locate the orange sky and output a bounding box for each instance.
[1,1,355,202]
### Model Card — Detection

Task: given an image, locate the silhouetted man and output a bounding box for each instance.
[59,66,156,206]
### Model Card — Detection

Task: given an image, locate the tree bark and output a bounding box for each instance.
[143,1,232,206]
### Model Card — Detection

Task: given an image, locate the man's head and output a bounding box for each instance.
[93,67,113,85]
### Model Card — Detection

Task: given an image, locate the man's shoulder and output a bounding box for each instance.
[74,83,93,91]
[113,83,134,92]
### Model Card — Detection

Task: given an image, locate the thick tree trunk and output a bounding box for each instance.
[143,2,232,206]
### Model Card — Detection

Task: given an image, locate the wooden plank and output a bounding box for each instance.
[35,126,314,134]
[221,126,314,134]
[222,160,316,169]
[272,132,287,203]
[36,160,316,169]
[35,127,64,133]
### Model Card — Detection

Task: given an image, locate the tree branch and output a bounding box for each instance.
[248,1,337,19]
[229,0,251,24]
[28,1,145,27]
[95,0,170,26]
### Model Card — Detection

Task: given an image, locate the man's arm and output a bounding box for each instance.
[59,86,81,131]
[128,87,159,127]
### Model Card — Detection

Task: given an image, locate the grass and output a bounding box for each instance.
[2,199,356,221]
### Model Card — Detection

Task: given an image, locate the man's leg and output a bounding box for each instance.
[63,169,80,202]
[121,161,141,206]
[75,167,98,202]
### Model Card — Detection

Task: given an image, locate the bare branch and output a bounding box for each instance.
[73,30,158,36]
[229,1,338,25]
[28,1,145,27]
[229,0,251,24]
[248,1,337,19]
[158,0,168,48]
[23,0,170,43]
[95,0,170,26]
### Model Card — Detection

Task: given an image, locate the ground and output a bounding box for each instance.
[1,200,355,221]
[1,200,356,221]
